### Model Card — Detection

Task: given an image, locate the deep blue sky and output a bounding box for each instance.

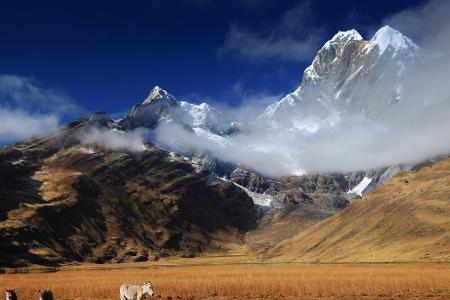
[0,0,427,116]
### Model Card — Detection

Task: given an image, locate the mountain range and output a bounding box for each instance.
[116,27,428,203]
[1,25,449,267]
[120,26,421,137]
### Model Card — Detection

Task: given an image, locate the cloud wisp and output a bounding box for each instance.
[383,0,450,51]
[218,1,325,62]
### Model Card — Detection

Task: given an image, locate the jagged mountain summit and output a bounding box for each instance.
[119,86,231,135]
[142,85,177,105]
[258,25,421,129]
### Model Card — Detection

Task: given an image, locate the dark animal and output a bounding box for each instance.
[35,290,53,300]
[5,290,17,300]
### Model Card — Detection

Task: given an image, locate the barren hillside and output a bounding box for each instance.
[265,159,450,262]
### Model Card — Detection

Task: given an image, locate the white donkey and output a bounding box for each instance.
[119,282,154,300]
[5,290,17,300]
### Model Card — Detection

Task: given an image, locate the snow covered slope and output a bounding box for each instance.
[120,86,231,135]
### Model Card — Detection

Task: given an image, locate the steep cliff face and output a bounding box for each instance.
[0,114,257,267]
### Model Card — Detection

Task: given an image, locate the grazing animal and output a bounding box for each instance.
[35,290,53,300]
[120,282,154,300]
[5,290,17,300]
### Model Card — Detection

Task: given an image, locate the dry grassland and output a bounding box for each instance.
[2,263,450,299]
[266,159,450,263]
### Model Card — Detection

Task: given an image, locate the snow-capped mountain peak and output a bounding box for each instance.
[320,29,363,54]
[120,86,231,135]
[142,85,177,105]
[364,25,419,55]
[258,25,422,127]
[331,29,362,42]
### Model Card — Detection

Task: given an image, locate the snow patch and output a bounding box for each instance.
[11,159,25,165]
[219,177,273,208]
[348,176,372,196]
[79,146,95,154]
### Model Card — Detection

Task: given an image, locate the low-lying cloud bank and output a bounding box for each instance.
[155,0,450,177]
[78,127,147,153]
[155,94,450,177]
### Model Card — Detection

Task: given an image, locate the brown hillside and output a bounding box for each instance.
[0,114,257,267]
[265,158,450,262]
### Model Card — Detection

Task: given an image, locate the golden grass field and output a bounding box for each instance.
[2,261,450,300]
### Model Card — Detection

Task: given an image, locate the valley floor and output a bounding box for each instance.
[2,258,450,300]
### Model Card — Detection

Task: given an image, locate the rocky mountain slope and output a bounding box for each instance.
[0,113,257,267]
[264,158,450,263]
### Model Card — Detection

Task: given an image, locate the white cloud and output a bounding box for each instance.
[0,75,81,143]
[156,83,450,177]
[78,127,147,153]
[218,1,325,62]
[207,81,284,123]
[0,108,60,141]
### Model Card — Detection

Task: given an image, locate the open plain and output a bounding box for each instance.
[2,259,450,300]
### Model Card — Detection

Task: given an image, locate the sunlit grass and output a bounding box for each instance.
[2,263,450,299]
